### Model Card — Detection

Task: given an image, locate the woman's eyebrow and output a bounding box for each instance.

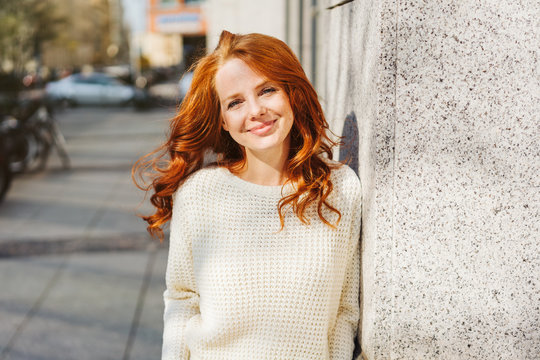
[222,92,241,103]
[257,80,276,89]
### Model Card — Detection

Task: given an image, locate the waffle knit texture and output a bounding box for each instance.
[162,163,362,360]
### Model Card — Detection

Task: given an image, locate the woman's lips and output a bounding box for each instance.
[248,120,276,135]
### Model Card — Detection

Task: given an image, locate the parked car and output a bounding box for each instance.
[45,72,138,106]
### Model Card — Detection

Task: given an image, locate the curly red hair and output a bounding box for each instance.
[133,30,341,240]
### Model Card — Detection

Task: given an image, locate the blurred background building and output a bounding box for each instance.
[141,0,206,72]
[1,0,130,79]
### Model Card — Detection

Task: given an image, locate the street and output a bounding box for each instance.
[0,106,174,360]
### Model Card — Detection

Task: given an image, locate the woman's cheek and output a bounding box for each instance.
[232,113,247,132]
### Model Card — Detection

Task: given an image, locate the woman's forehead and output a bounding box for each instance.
[215,59,271,97]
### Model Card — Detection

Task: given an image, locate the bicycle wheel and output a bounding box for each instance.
[8,130,41,173]
[25,125,51,173]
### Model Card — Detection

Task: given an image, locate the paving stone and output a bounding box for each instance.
[0,256,67,356]
[3,251,155,360]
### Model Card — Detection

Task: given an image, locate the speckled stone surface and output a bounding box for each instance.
[322,0,539,359]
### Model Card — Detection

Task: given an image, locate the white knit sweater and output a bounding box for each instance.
[162,163,362,360]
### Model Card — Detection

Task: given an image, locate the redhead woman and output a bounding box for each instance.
[133,30,362,360]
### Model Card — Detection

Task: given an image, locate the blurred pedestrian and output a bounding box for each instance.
[133,30,362,360]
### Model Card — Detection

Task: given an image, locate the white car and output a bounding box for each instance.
[46,72,136,106]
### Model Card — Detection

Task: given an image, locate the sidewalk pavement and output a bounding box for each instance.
[0,106,175,360]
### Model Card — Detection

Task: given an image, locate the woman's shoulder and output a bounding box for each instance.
[327,160,361,192]
[186,164,223,183]
[174,165,225,202]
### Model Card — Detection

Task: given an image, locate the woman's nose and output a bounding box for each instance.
[248,98,266,118]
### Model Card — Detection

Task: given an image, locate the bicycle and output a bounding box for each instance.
[1,97,70,173]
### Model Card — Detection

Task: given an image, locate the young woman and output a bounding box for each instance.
[134,30,362,360]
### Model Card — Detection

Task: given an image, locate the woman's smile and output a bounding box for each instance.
[247,120,277,135]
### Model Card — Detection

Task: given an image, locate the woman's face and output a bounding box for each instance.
[215,58,294,158]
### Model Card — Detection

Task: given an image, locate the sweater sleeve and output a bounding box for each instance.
[329,179,362,359]
[162,194,199,360]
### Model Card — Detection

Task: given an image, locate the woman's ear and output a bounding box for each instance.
[221,116,229,131]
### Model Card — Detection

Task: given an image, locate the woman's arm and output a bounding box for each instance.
[329,179,362,359]
[162,195,199,360]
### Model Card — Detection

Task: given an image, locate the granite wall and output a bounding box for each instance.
[320,0,539,359]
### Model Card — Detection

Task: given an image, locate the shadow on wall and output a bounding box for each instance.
[339,111,359,175]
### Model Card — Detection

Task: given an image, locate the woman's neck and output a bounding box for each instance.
[240,145,289,186]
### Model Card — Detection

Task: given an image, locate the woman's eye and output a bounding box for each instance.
[261,87,277,95]
[227,100,241,109]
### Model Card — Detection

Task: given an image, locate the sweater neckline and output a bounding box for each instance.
[217,167,292,198]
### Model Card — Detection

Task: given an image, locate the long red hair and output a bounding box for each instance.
[133,30,341,239]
